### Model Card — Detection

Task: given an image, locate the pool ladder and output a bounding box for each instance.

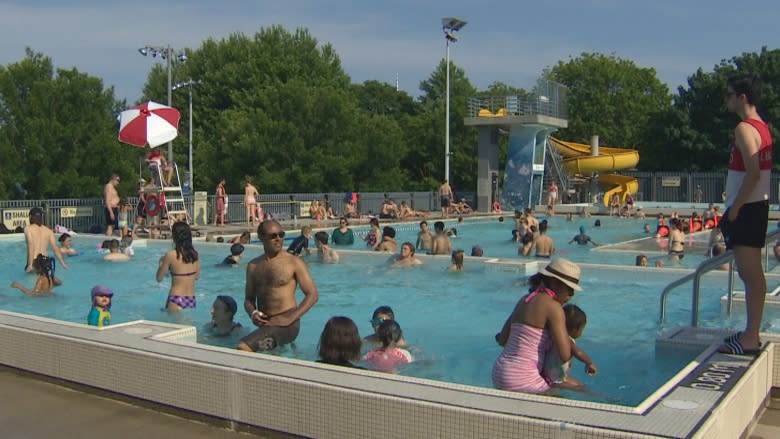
[659,227,780,326]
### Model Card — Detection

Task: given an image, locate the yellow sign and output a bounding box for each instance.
[299,201,312,218]
[60,207,94,218]
[3,209,30,229]
[661,176,681,187]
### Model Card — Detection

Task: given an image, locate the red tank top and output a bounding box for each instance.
[727,118,773,172]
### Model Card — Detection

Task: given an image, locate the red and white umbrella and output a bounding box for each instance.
[118,101,181,148]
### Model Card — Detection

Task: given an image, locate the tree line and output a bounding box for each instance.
[0,26,777,200]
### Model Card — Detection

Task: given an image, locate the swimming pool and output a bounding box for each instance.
[1,220,778,407]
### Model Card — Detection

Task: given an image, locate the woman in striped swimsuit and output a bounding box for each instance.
[492,258,583,394]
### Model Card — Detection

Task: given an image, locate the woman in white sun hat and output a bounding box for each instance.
[492,258,582,394]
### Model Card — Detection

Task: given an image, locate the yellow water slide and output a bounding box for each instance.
[548,137,640,207]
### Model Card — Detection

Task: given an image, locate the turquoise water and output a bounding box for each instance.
[2,220,778,406]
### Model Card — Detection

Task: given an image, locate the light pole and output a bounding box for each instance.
[441,17,467,183]
[138,45,187,163]
[172,79,200,193]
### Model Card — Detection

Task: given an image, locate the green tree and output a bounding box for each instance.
[649,47,780,171]
[546,52,672,152]
[0,48,129,199]
[413,59,477,193]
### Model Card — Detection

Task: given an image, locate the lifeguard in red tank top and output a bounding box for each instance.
[724,118,772,208]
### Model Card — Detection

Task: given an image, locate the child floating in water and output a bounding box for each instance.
[543,304,597,390]
[58,233,78,256]
[448,249,464,272]
[363,305,407,348]
[317,316,364,369]
[87,285,113,327]
[222,243,244,266]
[203,295,242,336]
[10,254,61,296]
[363,320,413,373]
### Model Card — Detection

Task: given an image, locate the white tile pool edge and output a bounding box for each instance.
[0,311,776,438]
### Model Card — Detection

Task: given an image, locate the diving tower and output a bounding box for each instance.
[464,80,568,212]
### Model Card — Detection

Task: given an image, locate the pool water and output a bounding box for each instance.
[1,220,778,406]
[321,215,739,268]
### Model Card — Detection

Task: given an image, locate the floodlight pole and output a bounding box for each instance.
[442,18,466,183]
[445,38,451,183]
[173,79,199,193]
[166,45,173,163]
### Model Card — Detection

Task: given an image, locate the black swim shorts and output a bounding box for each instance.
[720,200,769,249]
[240,320,301,351]
[440,196,450,207]
[104,207,119,227]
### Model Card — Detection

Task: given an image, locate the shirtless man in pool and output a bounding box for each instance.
[25,207,68,272]
[238,220,319,352]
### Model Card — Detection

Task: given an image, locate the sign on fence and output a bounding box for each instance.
[299,201,312,218]
[2,209,30,229]
[60,207,94,218]
[661,177,681,187]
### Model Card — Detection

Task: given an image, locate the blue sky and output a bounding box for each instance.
[0,0,777,103]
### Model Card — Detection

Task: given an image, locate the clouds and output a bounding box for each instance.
[0,0,776,102]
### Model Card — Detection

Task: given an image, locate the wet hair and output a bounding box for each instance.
[101,240,112,249]
[109,239,120,251]
[419,220,428,227]
[382,226,396,238]
[539,220,548,233]
[34,254,55,284]
[215,295,238,318]
[216,237,225,243]
[369,217,380,227]
[498,216,504,223]
[562,304,587,335]
[594,219,602,227]
[58,233,71,244]
[372,305,395,320]
[434,221,445,232]
[635,254,648,266]
[402,242,415,255]
[376,320,403,348]
[314,231,329,245]
[471,245,483,257]
[727,73,763,106]
[29,207,44,226]
[451,249,464,269]
[172,222,198,263]
[318,316,362,364]
[230,243,245,256]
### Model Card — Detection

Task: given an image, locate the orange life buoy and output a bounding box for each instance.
[704,219,715,229]
[145,194,160,217]
[656,225,669,237]
[690,220,702,232]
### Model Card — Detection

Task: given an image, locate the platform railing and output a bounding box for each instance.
[659,226,780,326]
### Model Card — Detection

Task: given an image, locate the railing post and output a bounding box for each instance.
[289,195,296,220]
[726,260,736,316]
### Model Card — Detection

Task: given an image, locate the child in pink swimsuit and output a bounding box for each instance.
[363,320,412,373]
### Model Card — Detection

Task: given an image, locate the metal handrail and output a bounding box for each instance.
[659,226,780,325]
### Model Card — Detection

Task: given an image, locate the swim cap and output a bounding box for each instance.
[91,285,114,298]
[579,225,585,234]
